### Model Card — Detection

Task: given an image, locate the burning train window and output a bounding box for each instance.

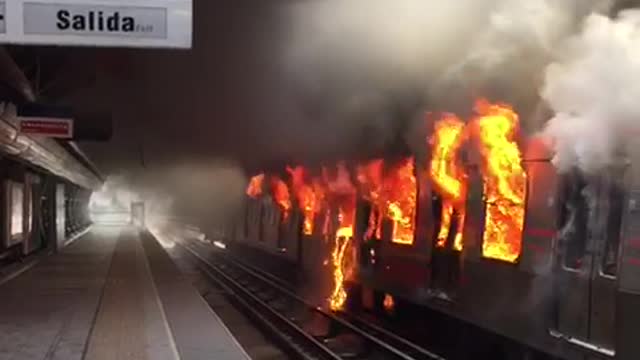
[355,158,416,245]
[602,183,625,277]
[429,113,467,252]
[475,100,527,263]
[557,172,589,270]
[384,158,417,245]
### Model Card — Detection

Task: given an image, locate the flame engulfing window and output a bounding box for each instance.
[430,114,467,251]
[287,166,325,236]
[270,176,292,222]
[246,174,264,198]
[474,100,527,263]
[356,158,417,245]
[383,158,417,245]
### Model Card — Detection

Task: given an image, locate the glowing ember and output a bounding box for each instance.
[246,174,264,198]
[270,176,292,222]
[336,225,353,239]
[356,160,384,240]
[287,166,317,235]
[474,99,527,263]
[430,114,467,251]
[382,158,417,245]
[383,294,395,312]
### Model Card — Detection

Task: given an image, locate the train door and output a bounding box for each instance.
[4,180,25,252]
[22,173,38,255]
[428,192,463,299]
[357,200,379,272]
[131,201,145,227]
[428,162,482,299]
[242,199,251,241]
[588,175,624,355]
[55,183,66,250]
[256,199,264,242]
[553,171,623,357]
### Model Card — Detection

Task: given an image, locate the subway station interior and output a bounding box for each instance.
[2,1,640,359]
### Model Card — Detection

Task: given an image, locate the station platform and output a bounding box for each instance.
[0,225,251,360]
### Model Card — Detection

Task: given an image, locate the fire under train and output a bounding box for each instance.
[227,100,640,360]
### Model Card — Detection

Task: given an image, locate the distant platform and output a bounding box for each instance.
[0,225,250,360]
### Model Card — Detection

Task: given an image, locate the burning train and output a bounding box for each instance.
[226,99,640,360]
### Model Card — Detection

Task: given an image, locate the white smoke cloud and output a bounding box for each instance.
[160,160,247,224]
[439,1,587,93]
[284,0,610,152]
[91,160,247,235]
[541,9,640,174]
[89,175,142,211]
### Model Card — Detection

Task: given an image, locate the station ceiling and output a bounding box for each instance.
[8,0,640,183]
[6,1,308,179]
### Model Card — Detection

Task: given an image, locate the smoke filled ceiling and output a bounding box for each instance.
[6,0,640,220]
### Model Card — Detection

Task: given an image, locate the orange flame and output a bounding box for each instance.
[330,223,352,311]
[383,158,417,245]
[383,294,395,313]
[287,166,317,235]
[270,176,292,222]
[246,174,264,198]
[430,114,467,251]
[474,99,527,263]
[326,163,356,311]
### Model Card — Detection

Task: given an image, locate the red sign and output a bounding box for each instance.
[19,118,73,139]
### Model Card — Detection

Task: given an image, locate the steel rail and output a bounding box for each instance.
[186,239,440,360]
[176,240,342,360]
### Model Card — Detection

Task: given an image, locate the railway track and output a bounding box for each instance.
[211,242,446,360]
[176,237,445,360]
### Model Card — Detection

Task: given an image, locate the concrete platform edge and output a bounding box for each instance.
[141,229,251,360]
[0,225,93,287]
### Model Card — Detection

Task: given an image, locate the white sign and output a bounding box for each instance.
[19,117,74,139]
[0,0,191,48]
[0,3,6,34]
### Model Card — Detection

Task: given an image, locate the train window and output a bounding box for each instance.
[7,181,24,246]
[602,184,624,276]
[26,185,33,235]
[558,172,589,270]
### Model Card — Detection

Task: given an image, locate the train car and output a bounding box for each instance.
[228,123,640,360]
